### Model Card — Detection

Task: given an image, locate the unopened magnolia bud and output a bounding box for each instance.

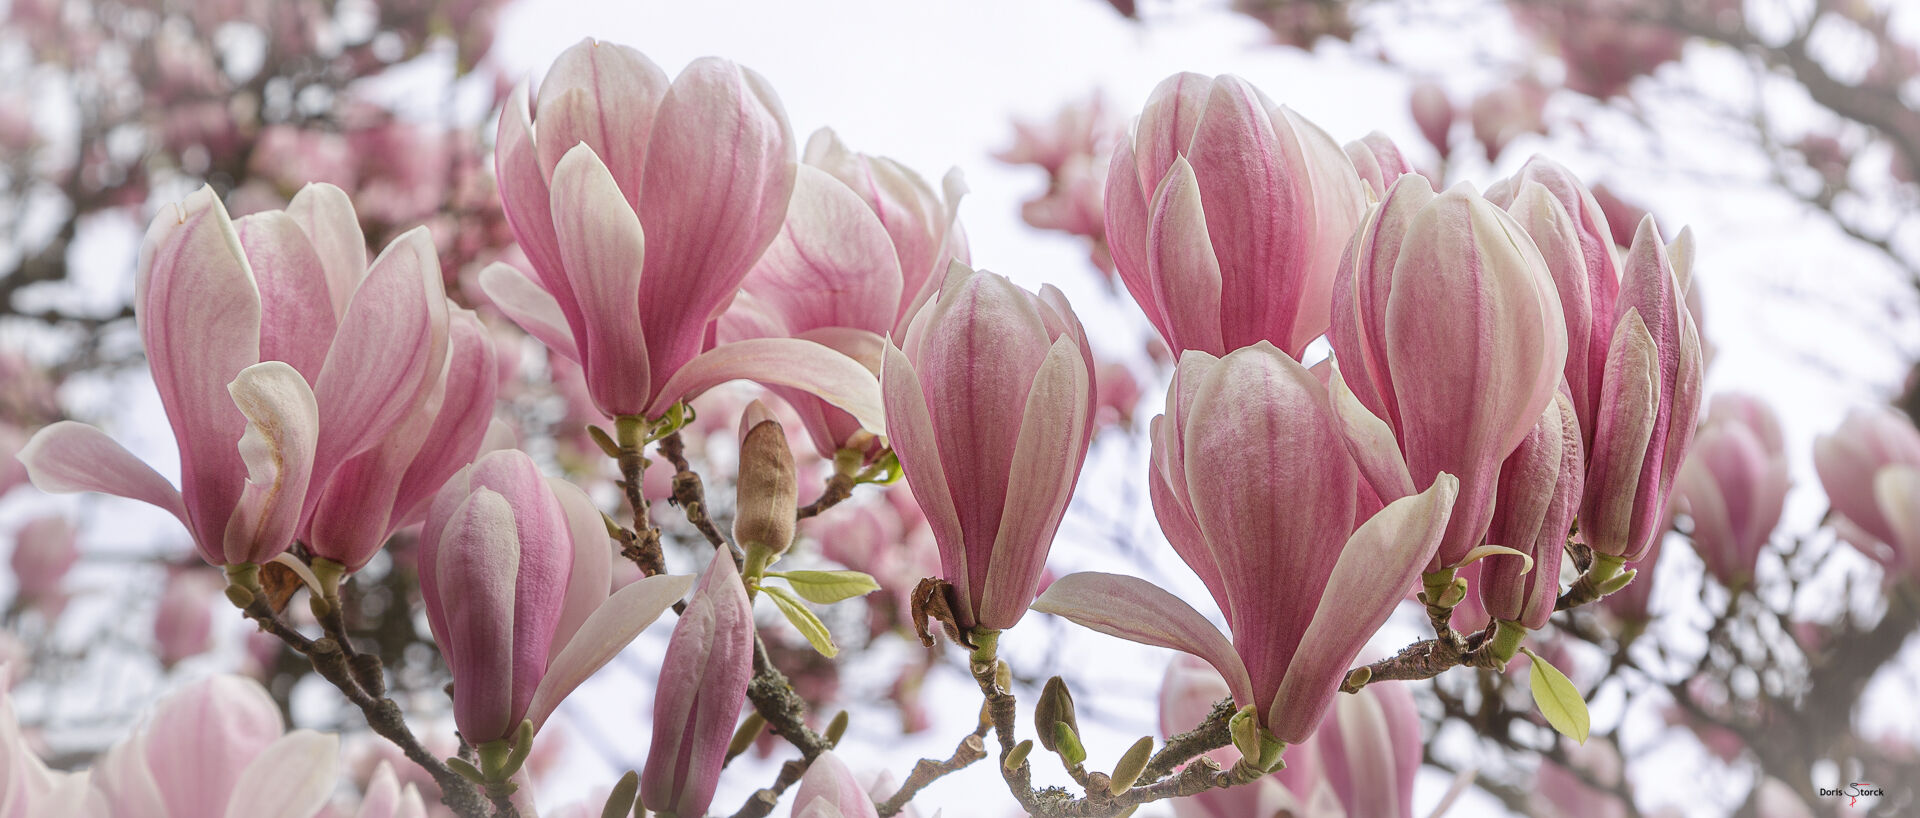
[825,710,850,745]
[1229,704,1260,762]
[1005,739,1033,771]
[1052,722,1087,767]
[602,771,640,818]
[1109,736,1154,795]
[734,401,798,558]
[1034,676,1080,752]
[725,712,766,761]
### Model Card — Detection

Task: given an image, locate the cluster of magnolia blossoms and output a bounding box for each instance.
[7,32,1714,817]
[1030,71,1703,758]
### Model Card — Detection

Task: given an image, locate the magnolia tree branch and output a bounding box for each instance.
[962,636,1258,817]
[875,732,990,816]
[232,588,499,818]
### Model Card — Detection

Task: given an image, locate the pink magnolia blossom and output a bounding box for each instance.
[1157,655,1326,818]
[883,263,1096,633]
[1,679,94,817]
[1815,406,1920,581]
[1037,343,1457,741]
[1675,393,1788,590]
[154,570,217,667]
[718,129,966,459]
[1481,391,1585,629]
[1487,157,1623,448]
[1314,677,1423,818]
[90,675,339,818]
[420,449,690,746]
[1469,78,1549,162]
[793,751,880,818]
[9,516,76,604]
[1105,72,1368,359]
[1579,218,1704,563]
[1329,178,1567,571]
[1410,80,1455,160]
[640,549,753,818]
[21,184,458,569]
[481,39,881,430]
[1344,131,1423,199]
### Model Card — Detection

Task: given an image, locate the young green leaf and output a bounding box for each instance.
[763,585,839,657]
[1523,647,1589,744]
[769,570,881,605]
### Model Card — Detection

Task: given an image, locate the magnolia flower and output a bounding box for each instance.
[792,752,880,818]
[1815,406,1920,582]
[1157,655,1325,818]
[154,570,217,668]
[717,129,966,459]
[1037,343,1457,742]
[9,516,76,604]
[1313,677,1423,818]
[1409,81,1455,160]
[1578,219,1703,564]
[640,550,753,818]
[1104,72,1368,360]
[1480,391,1585,630]
[1329,178,1566,571]
[22,185,457,569]
[481,39,881,430]
[1675,394,1788,590]
[1344,131,1422,200]
[420,449,690,747]
[89,675,339,818]
[882,262,1096,633]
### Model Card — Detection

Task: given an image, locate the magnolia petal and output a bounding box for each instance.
[1874,465,1920,574]
[978,338,1091,629]
[1031,572,1254,709]
[236,211,336,384]
[547,477,615,659]
[640,551,753,818]
[551,143,652,416]
[222,730,339,818]
[647,337,883,433]
[880,343,970,616]
[1105,137,1169,345]
[792,752,879,818]
[222,362,320,565]
[495,83,577,331]
[1581,310,1660,558]
[19,422,186,526]
[437,489,523,743]
[1147,156,1226,355]
[533,38,668,205]
[285,183,367,319]
[526,572,692,731]
[736,164,903,337]
[636,58,797,386]
[479,262,581,362]
[310,228,449,481]
[1270,475,1457,741]
[137,186,263,555]
[392,309,501,525]
[1327,359,1414,501]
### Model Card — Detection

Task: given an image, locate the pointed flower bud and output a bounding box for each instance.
[1409,81,1455,160]
[1329,178,1568,570]
[882,262,1096,632]
[483,40,881,431]
[1581,218,1704,562]
[791,751,879,818]
[1036,344,1457,742]
[1343,131,1423,200]
[735,400,799,560]
[421,450,688,746]
[641,549,754,818]
[1675,394,1788,590]
[1033,676,1080,752]
[1481,391,1585,629]
[1104,72,1368,359]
